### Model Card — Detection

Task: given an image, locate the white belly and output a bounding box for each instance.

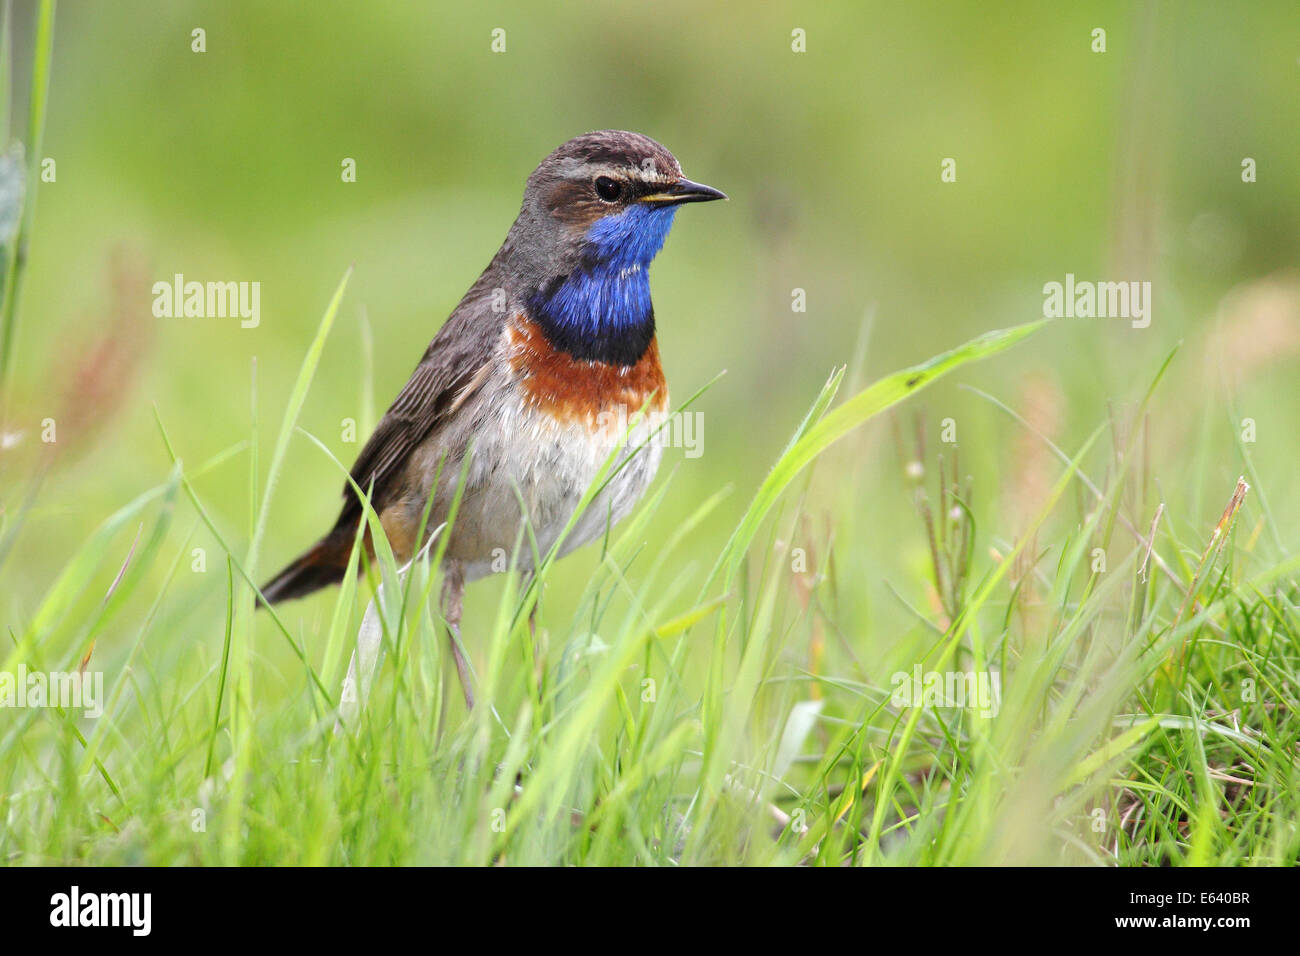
[427,386,665,581]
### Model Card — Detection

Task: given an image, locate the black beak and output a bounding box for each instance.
[640,178,728,206]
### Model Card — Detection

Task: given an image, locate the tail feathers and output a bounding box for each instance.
[258,529,355,609]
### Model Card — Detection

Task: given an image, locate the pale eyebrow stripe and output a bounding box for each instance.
[554,159,679,184]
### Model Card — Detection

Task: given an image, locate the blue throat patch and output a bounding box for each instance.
[531,203,679,365]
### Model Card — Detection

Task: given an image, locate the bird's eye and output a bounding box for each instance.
[594,176,622,202]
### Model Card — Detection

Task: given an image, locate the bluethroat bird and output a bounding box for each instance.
[260,130,725,706]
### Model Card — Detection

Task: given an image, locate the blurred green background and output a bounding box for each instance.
[4,0,1298,670]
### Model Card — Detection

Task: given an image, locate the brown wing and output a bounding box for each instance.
[334,294,502,528]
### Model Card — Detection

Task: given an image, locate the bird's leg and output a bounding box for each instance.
[521,571,545,689]
[440,561,474,711]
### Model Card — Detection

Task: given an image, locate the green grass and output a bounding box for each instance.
[2,284,1296,867]
[0,0,54,393]
[1,1,1298,868]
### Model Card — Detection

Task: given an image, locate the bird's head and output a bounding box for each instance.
[504,131,724,364]
[511,130,725,277]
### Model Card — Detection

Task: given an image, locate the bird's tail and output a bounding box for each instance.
[258,528,356,608]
